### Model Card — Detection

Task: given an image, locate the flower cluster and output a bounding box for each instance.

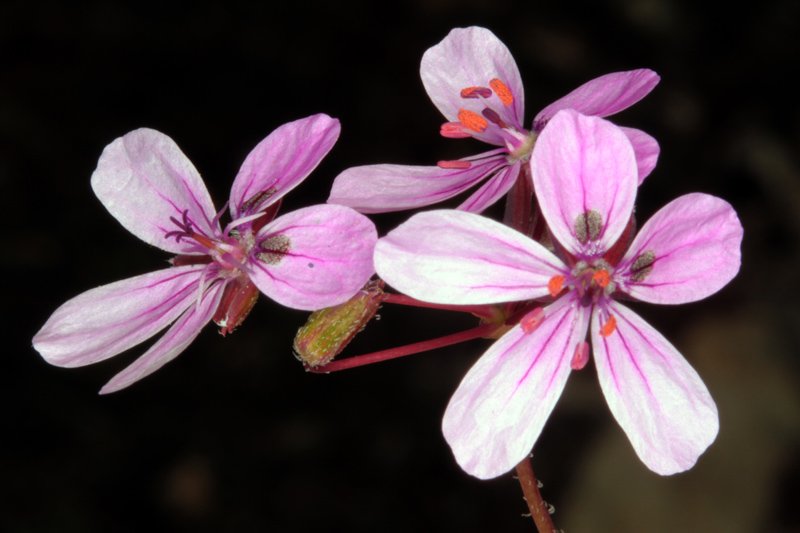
[34,25,742,489]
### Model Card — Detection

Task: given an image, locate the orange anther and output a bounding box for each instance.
[460,86,492,99]
[571,341,590,370]
[547,275,565,297]
[437,160,472,170]
[457,109,489,133]
[592,269,611,288]
[600,315,617,337]
[489,78,514,107]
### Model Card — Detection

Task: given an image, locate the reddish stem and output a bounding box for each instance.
[381,292,495,318]
[307,322,497,373]
[515,456,557,532]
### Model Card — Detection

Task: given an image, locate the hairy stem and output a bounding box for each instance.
[515,456,557,533]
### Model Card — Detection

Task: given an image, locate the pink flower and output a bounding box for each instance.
[33,114,377,394]
[329,26,660,214]
[374,110,742,479]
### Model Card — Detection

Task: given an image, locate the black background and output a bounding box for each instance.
[4,0,799,531]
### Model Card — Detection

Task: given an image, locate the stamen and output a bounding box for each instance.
[437,160,472,170]
[457,109,489,133]
[570,341,590,370]
[460,86,492,99]
[440,122,471,139]
[489,78,514,107]
[600,315,617,337]
[520,307,545,334]
[592,269,611,288]
[630,250,656,282]
[547,275,565,297]
[482,108,507,128]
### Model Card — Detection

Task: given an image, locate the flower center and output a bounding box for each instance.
[165,209,249,272]
[568,259,617,307]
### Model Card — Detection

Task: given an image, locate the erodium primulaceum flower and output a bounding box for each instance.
[374,109,743,479]
[33,114,377,394]
[328,26,660,214]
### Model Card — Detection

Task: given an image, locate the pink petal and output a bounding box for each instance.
[531,109,638,255]
[327,151,507,213]
[442,297,591,479]
[230,114,340,219]
[374,210,564,305]
[421,26,525,145]
[620,127,660,183]
[248,205,377,310]
[100,280,225,394]
[457,161,521,213]
[618,193,743,304]
[33,266,207,368]
[592,301,718,474]
[534,69,660,130]
[91,128,219,255]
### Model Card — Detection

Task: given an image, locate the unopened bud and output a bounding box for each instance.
[293,279,384,367]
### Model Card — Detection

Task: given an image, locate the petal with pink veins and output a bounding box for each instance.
[33,265,207,368]
[374,210,565,305]
[533,69,660,130]
[457,161,521,213]
[328,151,507,213]
[442,297,590,479]
[230,114,341,219]
[421,26,525,145]
[91,128,219,255]
[532,110,638,255]
[592,301,718,475]
[619,193,743,304]
[99,280,225,394]
[620,127,660,183]
[249,205,377,310]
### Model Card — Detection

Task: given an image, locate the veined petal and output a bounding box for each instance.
[532,110,638,255]
[618,193,743,304]
[249,205,377,310]
[443,297,590,479]
[328,153,506,213]
[421,26,525,144]
[457,161,521,213]
[230,114,340,219]
[374,210,565,305]
[592,301,718,475]
[534,69,660,130]
[99,280,225,394]
[91,128,218,255]
[33,266,207,367]
[620,127,660,183]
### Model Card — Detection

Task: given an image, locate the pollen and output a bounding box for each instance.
[574,210,603,244]
[520,307,545,334]
[257,234,291,265]
[457,109,489,133]
[460,86,492,99]
[489,78,514,107]
[592,269,611,288]
[630,250,656,282]
[547,275,565,297]
[600,315,617,337]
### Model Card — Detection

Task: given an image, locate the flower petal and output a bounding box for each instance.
[327,151,507,213]
[230,114,341,219]
[531,109,638,255]
[33,266,207,367]
[91,128,218,255]
[442,297,590,479]
[533,69,660,130]
[620,127,660,183]
[99,280,225,394]
[421,26,525,144]
[457,161,521,213]
[592,301,718,474]
[374,210,564,305]
[249,205,377,310]
[618,193,743,304]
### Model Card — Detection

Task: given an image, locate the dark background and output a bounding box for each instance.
[3,1,799,531]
